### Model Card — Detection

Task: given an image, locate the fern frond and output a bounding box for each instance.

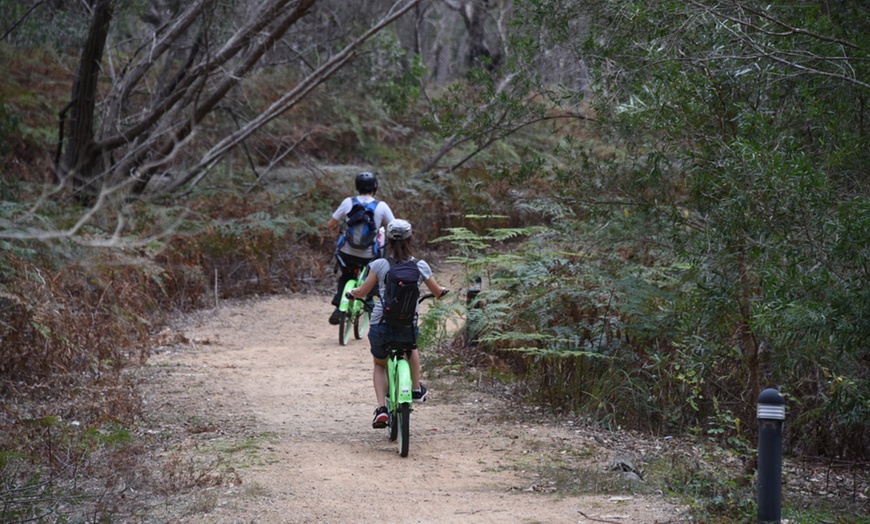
[486,226,551,241]
[497,347,614,359]
[464,214,510,220]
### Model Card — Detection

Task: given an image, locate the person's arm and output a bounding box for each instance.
[350,270,378,299]
[379,202,395,228]
[423,276,448,299]
[327,198,352,233]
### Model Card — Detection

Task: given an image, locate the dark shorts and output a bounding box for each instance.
[368,323,418,360]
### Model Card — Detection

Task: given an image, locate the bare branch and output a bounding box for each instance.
[165,0,424,193]
[247,131,313,193]
[449,113,593,171]
[1,0,48,42]
[100,0,213,138]
[709,10,870,91]
[418,72,517,173]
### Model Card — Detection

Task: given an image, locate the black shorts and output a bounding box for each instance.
[368,323,418,360]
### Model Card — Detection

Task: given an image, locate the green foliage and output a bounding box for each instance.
[437,217,682,427]
[416,293,461,352]
[362,32,425,116]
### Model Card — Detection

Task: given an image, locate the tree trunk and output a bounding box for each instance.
[445,0,501,74]
[461,0,500,72]
[59,0,113,204]
[738,247,761,403]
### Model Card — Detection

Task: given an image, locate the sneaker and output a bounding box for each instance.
[372,406,388,428]
[412,384,428,403]
[328,308,341,325]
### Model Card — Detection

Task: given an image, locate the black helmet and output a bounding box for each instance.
[355,172,378,194]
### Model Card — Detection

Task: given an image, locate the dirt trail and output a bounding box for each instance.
[139,272,687,523]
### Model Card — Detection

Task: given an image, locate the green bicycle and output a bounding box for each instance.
[384,336,414,457]
[338,266,371,346]
[382,291,447,457]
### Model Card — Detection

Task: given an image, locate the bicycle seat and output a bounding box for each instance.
[386,341,417,354]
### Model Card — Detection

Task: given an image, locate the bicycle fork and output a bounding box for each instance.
[339,279,356,314]
[339,267,367,315]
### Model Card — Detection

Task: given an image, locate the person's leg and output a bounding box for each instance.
[408,349,421,391]
[373,357,388,407]
[368,323,390,428]
[331,254,372,306]
[396,326,426,402]
[332,265,355,307]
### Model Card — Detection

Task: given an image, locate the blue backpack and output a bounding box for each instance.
[343,197,380,251]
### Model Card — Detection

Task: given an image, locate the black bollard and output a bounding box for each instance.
[757,388,785,524]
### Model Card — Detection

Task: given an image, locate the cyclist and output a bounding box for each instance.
[326,172,394,325]
[348,219,448,429]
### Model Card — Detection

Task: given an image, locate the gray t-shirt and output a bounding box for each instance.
[332,196,395,258]
[368,258,433,325]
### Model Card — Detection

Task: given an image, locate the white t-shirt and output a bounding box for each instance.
[332,196,395,258]
[368,258,433,325]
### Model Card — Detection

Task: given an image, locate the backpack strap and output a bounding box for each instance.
[371,199,381,257]
[376,257,395,300]
[376,257,392,324]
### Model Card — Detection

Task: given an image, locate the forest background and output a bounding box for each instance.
[1,0,869,521]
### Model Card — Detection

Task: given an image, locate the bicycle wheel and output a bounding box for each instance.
[339,311,351,346]
[353,308,370,339]
[397,402,410,457]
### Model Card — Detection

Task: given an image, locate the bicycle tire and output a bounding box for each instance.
[339,311,351,346]
[397,402,410,457]
[354,309,370,339]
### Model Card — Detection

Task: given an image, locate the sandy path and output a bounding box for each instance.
[140,282,687,523]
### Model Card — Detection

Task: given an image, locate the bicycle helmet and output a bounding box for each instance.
[355,172,378,194]
[386,219,412,240]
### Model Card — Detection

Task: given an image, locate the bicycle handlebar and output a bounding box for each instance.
[419,289,449,303]
[346,288,450,303]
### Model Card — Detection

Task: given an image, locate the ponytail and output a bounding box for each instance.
[387,237,413,262]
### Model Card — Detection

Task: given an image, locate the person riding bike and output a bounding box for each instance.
[326,172,395,325]
[348,219,448,428]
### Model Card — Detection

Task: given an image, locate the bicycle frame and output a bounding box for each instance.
[338,265,369,346]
